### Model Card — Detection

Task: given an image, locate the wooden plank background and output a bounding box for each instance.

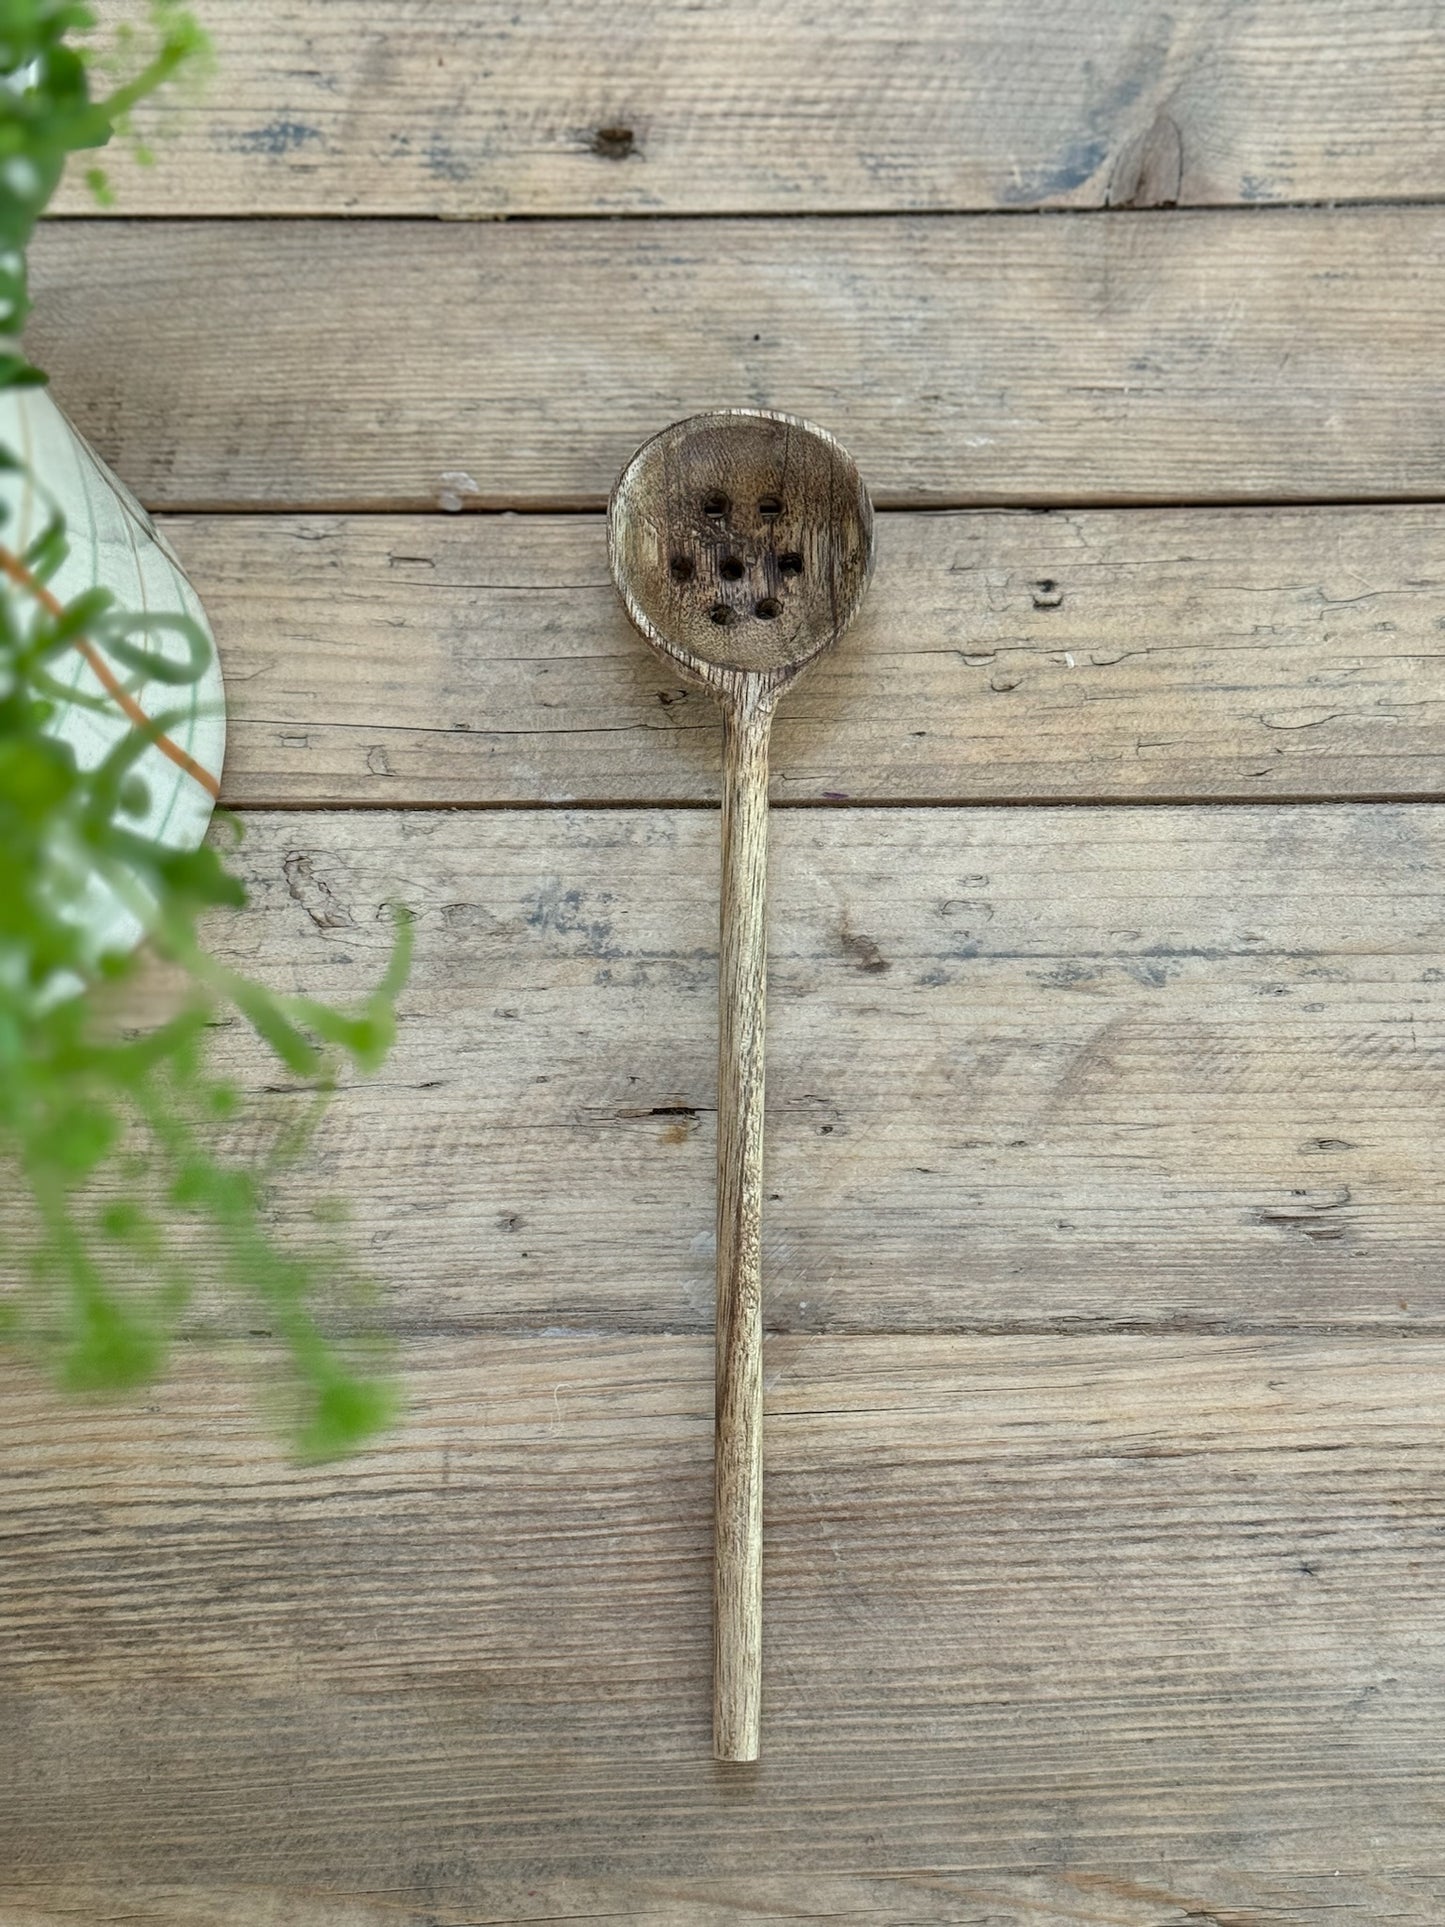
[95,806,1445,1337]
[6,2,1445,1922]
[27,210,1445,508]
[5,1337,1445,1905]
[190,507,1445,806]
[51,1,1445,216]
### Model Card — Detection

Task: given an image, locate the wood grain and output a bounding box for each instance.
[27,209,1445,510]
[4,1334,1445,1910]
[54,0,1445,217]
[92,804,1445,1338]
[6,1871,1445,1927]
[606,407,876,694]
[712,692,772,1758]
[174,505,1445,808]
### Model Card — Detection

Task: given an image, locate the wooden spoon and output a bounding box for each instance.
[608,409,875,1760]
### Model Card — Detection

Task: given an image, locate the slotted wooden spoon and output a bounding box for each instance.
[608,409,875,1760]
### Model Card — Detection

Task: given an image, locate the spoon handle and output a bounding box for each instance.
[714,679,774,1762]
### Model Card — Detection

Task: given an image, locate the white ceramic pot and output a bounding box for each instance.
[0,385,226,966]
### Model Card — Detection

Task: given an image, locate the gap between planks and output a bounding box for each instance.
[228,794,1445,813]
[38,197,1445,224]
[110,492,1445,516]
[340,1317,1445,1341]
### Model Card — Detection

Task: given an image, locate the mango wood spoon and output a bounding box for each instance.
[608,409,875,1760]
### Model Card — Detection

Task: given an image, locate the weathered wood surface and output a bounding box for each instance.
[27,209,1445,510]
[55,1,1445,217]
[100,804,1445,1337]
[174,506,1445,807]
[6,1873,1445,1927]
[14,6,1445,1907]
[4,1334,1445,1916]
[710,693,772,1758]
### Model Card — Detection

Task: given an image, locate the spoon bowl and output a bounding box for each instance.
[609,407,874,690]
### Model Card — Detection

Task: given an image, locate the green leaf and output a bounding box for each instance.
[22,512,71,583]
[295,1371,400,1461]
[226,980,323,1078]
[61,1294,163,1392]
[96,607,212,684]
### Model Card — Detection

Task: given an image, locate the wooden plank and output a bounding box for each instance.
[177,506,1445,808]
[4,1334,1445,1904]
[55,1,1445,217]
[98,804,1445,1336]
[5,1871,1444,1927]
[26,209,1445,510]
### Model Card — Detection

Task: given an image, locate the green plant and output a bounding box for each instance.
[0,1,412,1456]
